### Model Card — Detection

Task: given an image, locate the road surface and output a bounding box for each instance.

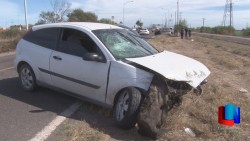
[0,52,77,141]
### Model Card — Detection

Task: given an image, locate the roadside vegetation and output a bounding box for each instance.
[193,26,250,38]
[198,26,235,35]
[242,27,250,37]
[47,35,250,141]
[0,29,24,53]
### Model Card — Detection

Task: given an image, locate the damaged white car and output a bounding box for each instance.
[15,22,210,136]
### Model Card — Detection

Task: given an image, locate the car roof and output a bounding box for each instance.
[33,22,122,31]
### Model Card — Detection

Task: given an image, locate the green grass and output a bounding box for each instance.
[234,30,243,36]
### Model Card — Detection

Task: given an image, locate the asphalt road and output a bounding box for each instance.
[0,53,77,141]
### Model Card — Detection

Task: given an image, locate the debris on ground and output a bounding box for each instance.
[184,127,196,137]
[239,88,248,93]
[137,75,192,139]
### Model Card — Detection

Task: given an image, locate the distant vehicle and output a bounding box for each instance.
[14,22,210,130]
[115,24,140,36]
[161,27,173,35]
[167,27,174,35]
[139,28,150,35]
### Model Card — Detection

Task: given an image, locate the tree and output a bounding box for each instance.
[36,11,56,24]
[174,19,188,34]
[136,20,143,28]
[67,9,98,22]
[99,18,112,24]
[50,0,71,22]
[36,0,71,24]
[179,19,188,28]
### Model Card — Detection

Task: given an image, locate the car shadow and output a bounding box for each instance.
[0,77,151,140]
[0,77,77,115]
[69,102,152,141]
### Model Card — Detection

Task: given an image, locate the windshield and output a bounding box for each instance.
[92,29,158,59]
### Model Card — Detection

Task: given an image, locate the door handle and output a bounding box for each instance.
[53,56,62,60]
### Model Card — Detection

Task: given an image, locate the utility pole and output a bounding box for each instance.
[177,0,179,36]
[162,8,169,28]
[123,0,133,25]
[169,13,173,28]
[111,16,114,24]
[179,12,182,23]
[201,18,205,33]
[175,11,176,27]
[24,0,28,30]
[165,13,167,28]
[202,18,205,27]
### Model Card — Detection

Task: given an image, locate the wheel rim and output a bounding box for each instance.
[20,67,33,89]
[116,90,130,121]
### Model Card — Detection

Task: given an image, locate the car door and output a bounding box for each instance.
[49,28,110,103]
[22,27,60,86]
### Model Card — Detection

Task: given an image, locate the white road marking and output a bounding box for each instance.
[29,101,82,141]
[0,67,15,72]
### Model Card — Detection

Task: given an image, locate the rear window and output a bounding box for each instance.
[23,28,59,50]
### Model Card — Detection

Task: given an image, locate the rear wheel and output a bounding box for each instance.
[113,87,142,129]
[19,64,37,91]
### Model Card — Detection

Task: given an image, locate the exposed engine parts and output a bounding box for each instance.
[137,75,194,139]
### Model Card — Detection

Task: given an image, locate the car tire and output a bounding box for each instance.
[113,87,142,129]
[19,64,37,91]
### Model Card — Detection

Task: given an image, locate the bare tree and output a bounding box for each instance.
[50,0,71,22]
[36,0,71,24]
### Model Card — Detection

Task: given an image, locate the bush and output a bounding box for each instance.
[242,28,250,36]
[200,26,235,35]
[200,26,212,33]
[0,29,25,39]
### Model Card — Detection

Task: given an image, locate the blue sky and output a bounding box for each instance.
[0,0,249,29]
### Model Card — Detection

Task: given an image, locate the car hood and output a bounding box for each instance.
[126,51,210,88]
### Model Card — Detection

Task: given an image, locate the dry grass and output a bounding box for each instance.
[0,38,19,53]
[0,30,24,53]
[148,35,250,141]
[48,35,250,141]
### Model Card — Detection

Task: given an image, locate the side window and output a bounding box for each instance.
[23,28,59,50]
[57,28,98,57]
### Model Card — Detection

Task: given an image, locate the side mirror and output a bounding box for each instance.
[83,53,103,62]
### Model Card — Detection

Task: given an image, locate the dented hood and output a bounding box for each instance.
[126,51,210,88]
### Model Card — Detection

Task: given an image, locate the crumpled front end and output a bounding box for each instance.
[126,51,210,88]
[127,51,211,139]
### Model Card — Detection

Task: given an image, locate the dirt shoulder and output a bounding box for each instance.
[46,35,250,141]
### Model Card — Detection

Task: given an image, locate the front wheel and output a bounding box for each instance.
[19,64,37,91]
[113,87,142,129]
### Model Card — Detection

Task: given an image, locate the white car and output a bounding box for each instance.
[139,28,150,35]
[14,22,210,129]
